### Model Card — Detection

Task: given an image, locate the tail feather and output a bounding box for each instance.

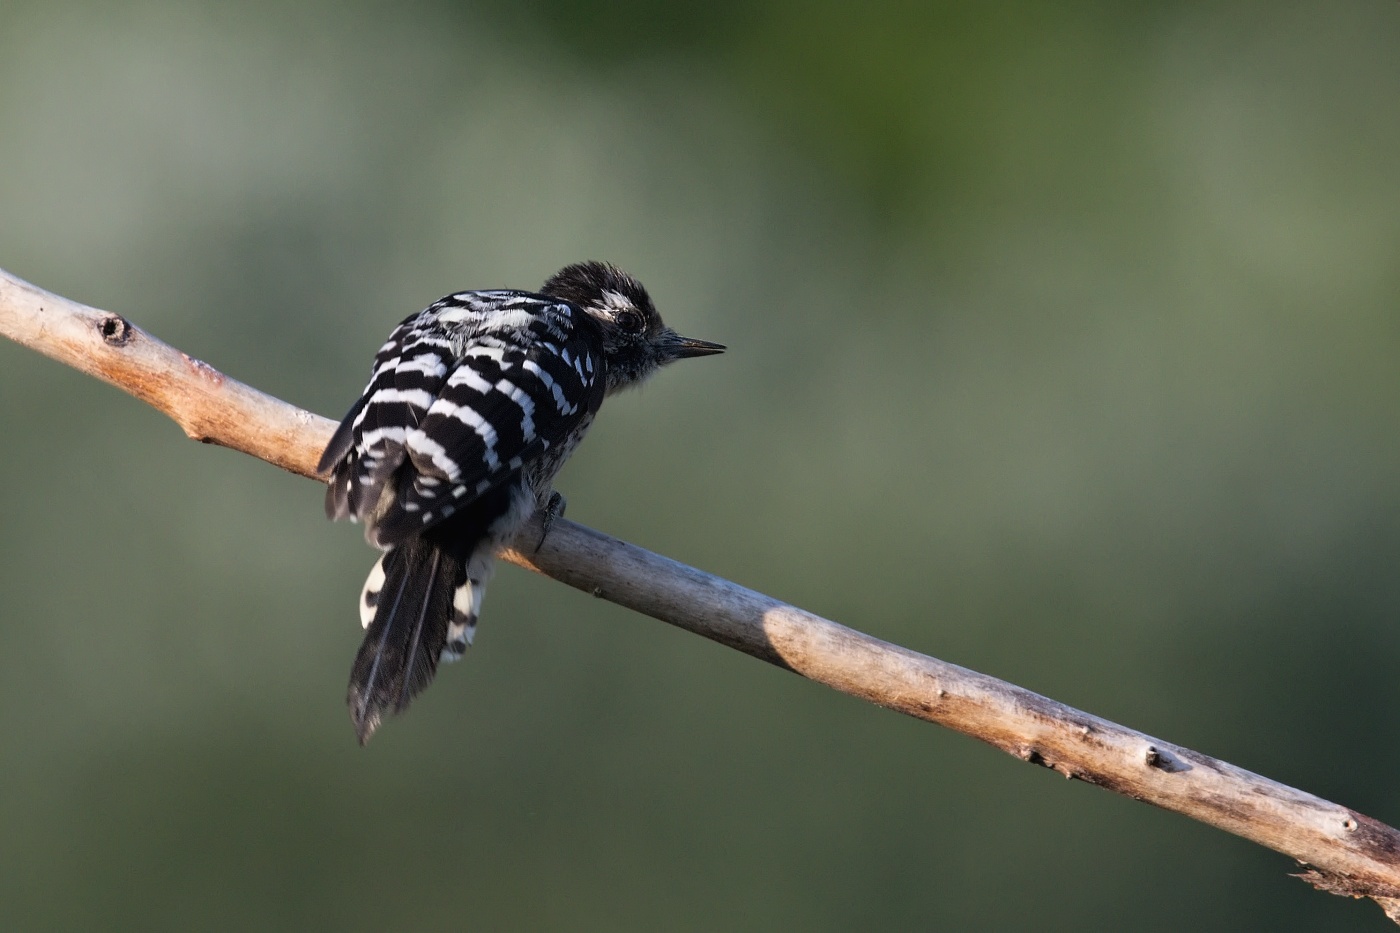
[344,478,519,743]
[347,540,461,744]
[442,578,485,661]
[359,553,387,629]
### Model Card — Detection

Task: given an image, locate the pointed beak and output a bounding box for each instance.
[664,332,726,360]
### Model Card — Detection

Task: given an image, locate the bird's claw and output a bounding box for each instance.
[536,491,566,553]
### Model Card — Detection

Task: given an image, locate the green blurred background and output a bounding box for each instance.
[3,1,1400,929]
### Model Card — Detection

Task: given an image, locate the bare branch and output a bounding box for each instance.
[4,265,1399,922]
[0,269,331,477]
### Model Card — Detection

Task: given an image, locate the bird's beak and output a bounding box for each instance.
[665,332,726,360]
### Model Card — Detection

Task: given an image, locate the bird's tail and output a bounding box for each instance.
[347,538,489,744]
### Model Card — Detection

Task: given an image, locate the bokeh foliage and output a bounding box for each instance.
[3,1,1400,929]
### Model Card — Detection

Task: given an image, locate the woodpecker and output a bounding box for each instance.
[319,262,724,743]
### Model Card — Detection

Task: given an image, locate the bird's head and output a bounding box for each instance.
[541,261,724,392]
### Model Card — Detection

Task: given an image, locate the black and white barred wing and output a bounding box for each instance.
[319,304,458,524]
[373,329,605,545]
[319,291,605,546]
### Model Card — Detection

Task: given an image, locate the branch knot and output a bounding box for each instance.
[97,313,131,346]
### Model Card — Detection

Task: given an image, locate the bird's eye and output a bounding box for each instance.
[615,309,645,333]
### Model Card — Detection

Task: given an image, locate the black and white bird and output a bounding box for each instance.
[318,262,724,743]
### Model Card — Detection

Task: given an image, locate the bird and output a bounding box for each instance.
[318,261,724,743]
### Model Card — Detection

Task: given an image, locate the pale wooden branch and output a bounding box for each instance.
[4,265,1400,924]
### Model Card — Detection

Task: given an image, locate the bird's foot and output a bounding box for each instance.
[536,491,566,553]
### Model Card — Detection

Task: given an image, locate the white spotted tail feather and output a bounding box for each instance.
[319,262,724,744]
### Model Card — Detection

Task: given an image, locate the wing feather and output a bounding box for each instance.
[320,291,605,545]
